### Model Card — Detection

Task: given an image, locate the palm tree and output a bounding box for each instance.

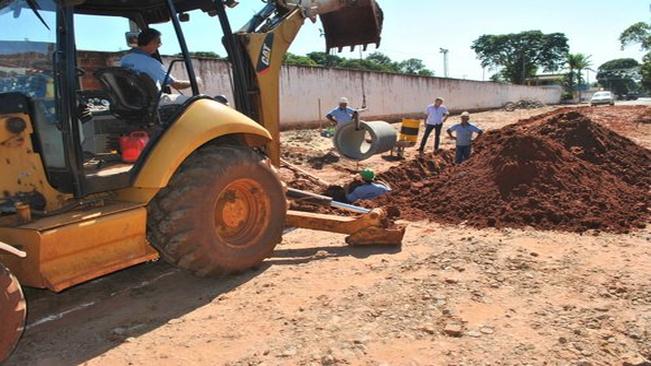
[566,53,592,95]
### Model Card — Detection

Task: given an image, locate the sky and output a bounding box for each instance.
[4,0,650,81]
[289,0,650,81]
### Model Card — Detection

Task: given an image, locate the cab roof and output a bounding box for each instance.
[71,0,218,23]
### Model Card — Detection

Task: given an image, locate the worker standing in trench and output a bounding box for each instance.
[447,111,483,164]
[418,97,450,158]
[345,169,391,203]
[325,97,367,128]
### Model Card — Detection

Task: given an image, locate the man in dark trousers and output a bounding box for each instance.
[418,97,449,157]
[447,111,483,164]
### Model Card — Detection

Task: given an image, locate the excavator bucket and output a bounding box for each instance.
[320,0,383,52]
[285,208,405,246]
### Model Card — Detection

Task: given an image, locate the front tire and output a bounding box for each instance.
[148,144,287,276]
[0,264,26,363]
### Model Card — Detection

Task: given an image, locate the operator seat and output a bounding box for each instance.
[94,67,159,126]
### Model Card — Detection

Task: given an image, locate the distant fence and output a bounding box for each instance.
[168,57,562,128]
[78,51,562,129]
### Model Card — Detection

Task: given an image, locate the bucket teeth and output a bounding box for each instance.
[345,225,405,247]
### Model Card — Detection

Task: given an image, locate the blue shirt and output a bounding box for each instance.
[120,49,176,90]
[346,182,391,203]
[327,107,356,125]
[425,104,449,125]
[447,122,483,146]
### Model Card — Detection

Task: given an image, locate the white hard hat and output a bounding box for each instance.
[339,97,349,104]
[461,111,470,117]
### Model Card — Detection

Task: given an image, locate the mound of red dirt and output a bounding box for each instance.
[370,110,651,233]
[530,111,650,188]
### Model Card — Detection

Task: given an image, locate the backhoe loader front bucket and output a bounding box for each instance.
[320,0,383,52]
[285,208,405,246]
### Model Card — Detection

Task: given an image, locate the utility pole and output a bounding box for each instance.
[439,48,449,78]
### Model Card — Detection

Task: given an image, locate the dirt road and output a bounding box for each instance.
[6,106,650,366]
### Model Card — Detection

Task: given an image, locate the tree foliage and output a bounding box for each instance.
[471,30,569,84]
[399,58,428,75]
[596,58,641,95]
[184,51,222,59]
[305,52,343,67]
[620,22,651,92]
[620,22,651,51]
[564,53,592,93]
[283,51,433,76]
[283,53,318,66]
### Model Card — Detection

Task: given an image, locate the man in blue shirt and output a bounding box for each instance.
[326,97,367,127]
[447,111,483,164]
[418,97,449,158]
[120,29,192,93]
[346,168,391,203]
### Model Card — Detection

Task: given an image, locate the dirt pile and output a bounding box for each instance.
[531,111,651,188]
[370,110,651,233]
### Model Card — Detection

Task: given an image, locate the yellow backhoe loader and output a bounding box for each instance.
[0,0,403,360]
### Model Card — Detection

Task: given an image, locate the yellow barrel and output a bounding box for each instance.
[399,118,420,143]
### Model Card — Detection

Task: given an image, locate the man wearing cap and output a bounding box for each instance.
[447,111,483,164]
[418,97,449,157]
[120,28,197,105]
[120,29,192,92]
[326,97,367,128]
[345,169,391,203]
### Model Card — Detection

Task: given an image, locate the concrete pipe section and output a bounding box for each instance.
[334,120,397,160]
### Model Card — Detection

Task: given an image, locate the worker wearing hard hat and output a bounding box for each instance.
[345,169,391,203]
[325,97,367,127]
[447,111,483,164]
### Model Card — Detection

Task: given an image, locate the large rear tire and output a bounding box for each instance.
[147,144,286,276]
[0,264,26,363]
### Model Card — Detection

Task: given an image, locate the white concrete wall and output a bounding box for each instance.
[166,57,562,128]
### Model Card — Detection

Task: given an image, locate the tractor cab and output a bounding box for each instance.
[0,0,220,209]
[0,0,383,212]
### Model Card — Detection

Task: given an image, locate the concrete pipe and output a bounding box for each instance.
[334,120,397,161]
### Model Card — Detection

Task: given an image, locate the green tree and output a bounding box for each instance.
[306,52,343,67]
[338,58,367,70]
[564,53,592,94]
[596,58,641,96]
[398,58,432,75]
[365,52,400,72]
[641,54,651,91]
[284,51,433,76]
[283,52,318,66]
[489,73,507,83]
[620,22,651,50]
[471,30,569,84]
[620,22,651,91]
[187,51,222,59]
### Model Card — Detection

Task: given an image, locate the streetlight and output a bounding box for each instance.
[439,48,449,78]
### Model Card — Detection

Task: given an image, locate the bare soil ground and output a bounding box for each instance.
[6,105,650,366]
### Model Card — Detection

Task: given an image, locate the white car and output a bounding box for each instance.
[590,91,615,106]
